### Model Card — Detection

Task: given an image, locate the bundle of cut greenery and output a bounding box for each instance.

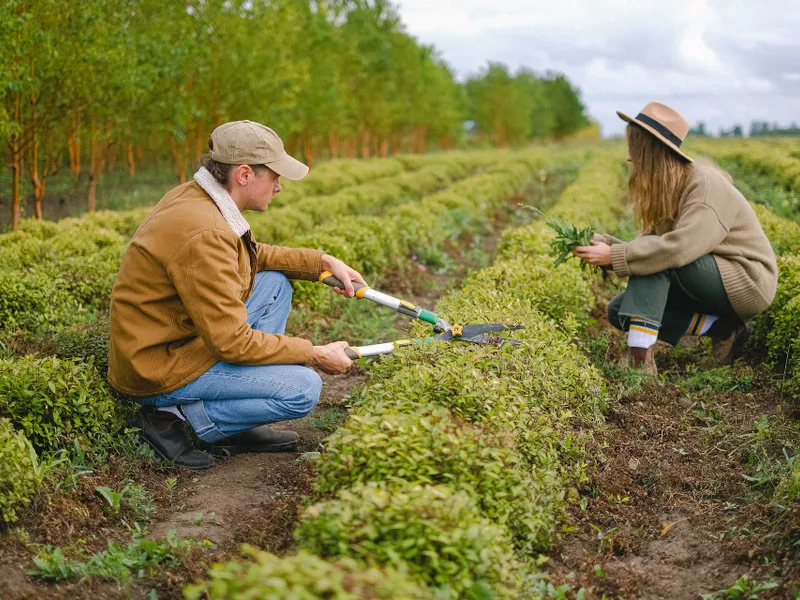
[543,215,596,270]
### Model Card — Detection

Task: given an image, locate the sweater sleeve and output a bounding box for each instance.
[167,230,314,365]
[256,243,323,281]
[602,234,625,245]
[610,204,729,278]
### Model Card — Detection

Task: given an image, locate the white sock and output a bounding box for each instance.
[684,313,718,336]
[627,316,659,349]
[159,405,186,421]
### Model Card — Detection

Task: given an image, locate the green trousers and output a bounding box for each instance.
[608,254,741,345]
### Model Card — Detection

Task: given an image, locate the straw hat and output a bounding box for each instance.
[617,101,693,162]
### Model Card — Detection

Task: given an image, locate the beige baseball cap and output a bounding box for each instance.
[210,120,309,180]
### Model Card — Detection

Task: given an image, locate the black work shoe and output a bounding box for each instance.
[209,425,299,457]
[131,406,215,470]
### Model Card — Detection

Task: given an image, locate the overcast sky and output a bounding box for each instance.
[393,0,800,138]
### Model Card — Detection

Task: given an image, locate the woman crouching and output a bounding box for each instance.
[574,101,778,376]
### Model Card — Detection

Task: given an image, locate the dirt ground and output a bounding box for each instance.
[545,296,799,599]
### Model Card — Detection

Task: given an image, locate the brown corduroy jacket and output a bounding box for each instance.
[108,181,323,398]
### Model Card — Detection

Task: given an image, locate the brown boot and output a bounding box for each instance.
[629,346,658,377]
[708,322,751,365]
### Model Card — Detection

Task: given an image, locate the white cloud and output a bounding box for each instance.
[393,0,800,137]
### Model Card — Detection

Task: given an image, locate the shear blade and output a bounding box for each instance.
[434,323,525,345]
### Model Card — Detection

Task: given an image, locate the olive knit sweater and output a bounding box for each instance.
[608,162,778,323]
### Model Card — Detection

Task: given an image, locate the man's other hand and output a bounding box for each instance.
[322,253,367,298]
[311,341,353,375]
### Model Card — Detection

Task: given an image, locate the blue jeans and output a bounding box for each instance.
[139,271,322,442]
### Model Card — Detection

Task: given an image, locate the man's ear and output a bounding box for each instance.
[233,165,251,186]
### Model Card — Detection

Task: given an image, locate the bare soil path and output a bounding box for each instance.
[546,297,799,599]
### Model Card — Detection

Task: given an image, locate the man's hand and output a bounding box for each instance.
[322,254,367,298]
[573,240,612,267]
[311,341,353,375]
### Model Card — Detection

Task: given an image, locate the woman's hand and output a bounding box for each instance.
[573,240,612,267]
[321,254,367,298]
[592,233,607,244]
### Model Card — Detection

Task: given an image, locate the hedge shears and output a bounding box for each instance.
[319,272,524,360]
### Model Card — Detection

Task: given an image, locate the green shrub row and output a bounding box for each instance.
[289,148,586,310]
[282,151,624,596]
[187,150,622,598]
[251,151,502,245]
[0,356,123,452]
[690,139,800,194]
[686,143,800,509]
[0,418,39,523]
[297,482,530,598]
[736,172,800,399]
[184,547,434,600]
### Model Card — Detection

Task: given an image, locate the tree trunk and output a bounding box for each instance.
[68,135,80,183]
[88,129,107,213]
[68,109,82,183]
[105,142,118,173]
[33,178,45,220]
[328,131,339,159]
[10,96,21,230]
[413,125,427,153]
[303,132,314,168]
[29,73,44,220]
[195,129,206,159]
[379,137,389,158]
[167,134,189,183]
[359,129,370,159]
[127,142,135,176]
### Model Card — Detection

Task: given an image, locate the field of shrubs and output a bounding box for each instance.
[1,140,799,598]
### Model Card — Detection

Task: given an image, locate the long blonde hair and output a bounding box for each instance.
[627,123,693,234]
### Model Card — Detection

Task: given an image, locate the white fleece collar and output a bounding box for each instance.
[193,167,251,237]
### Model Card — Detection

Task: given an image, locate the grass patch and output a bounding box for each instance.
[306,407,347,433]
[29,530,202,585]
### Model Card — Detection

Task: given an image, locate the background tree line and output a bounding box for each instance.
[690,121,800,138]
[0,0,590,229]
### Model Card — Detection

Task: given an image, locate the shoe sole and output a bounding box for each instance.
[209,440,299,457]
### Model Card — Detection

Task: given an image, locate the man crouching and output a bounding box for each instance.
[108,120,363,469]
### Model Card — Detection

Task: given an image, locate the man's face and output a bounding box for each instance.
[247,167,282,211]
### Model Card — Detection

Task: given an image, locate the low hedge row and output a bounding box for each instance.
[0,356,122,452]
[289,148,586,310]
[0,418,39,523]
[184,548,434,600]
[722,163,800,399]
[189,150,626,597]
[290,151,625,594]
[251,151,501,245]
[690,139,800,194]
